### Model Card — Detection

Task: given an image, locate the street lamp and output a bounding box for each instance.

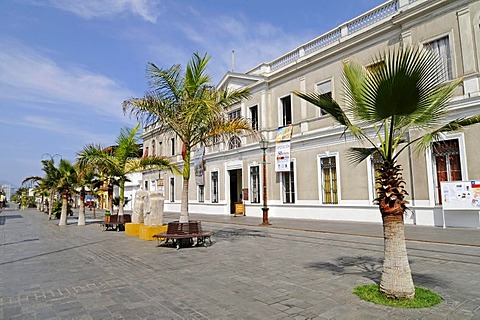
[259,137,270,226]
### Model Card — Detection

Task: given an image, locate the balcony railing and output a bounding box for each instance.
[252,0,416,74]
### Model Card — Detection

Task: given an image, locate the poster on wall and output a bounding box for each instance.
[275,141,291,172]
[441,180,480,210]
[275,125,293,173]
[194,146,205,185]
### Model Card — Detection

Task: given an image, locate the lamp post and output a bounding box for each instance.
[259,137,270,225]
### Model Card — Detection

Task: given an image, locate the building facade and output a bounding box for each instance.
[141,0,480,227]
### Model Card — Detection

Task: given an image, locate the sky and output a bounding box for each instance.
[0,0,385,189]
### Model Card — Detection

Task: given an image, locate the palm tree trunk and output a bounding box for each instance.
[118,180,125,216]
[59,194,68,226]
[377,160,415,299]
[108,182,114,214]
[179,148,191,223]
[179,178,189,223]
[78,187,86,226]
[48,189,54,220]
[380,213,415,299]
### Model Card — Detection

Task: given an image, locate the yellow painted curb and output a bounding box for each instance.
[139,225,168,241]
[125,223,142,236]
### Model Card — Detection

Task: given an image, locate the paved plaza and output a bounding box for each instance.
[1,207,479,319]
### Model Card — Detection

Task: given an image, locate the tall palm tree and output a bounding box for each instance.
[123,52,252,223]
[294,46,480,299]
[77,124,176,216]
[57,159,78,226]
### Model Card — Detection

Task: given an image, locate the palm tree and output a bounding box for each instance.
[77,124,176,216]
[123,52,252,223]
[293,46,480,299]
[23,158,61,219]
[57,159,78,226]
[75,164,98,225]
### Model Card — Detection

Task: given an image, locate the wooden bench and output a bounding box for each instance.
[102,214,131,231]
[153,221,212,249]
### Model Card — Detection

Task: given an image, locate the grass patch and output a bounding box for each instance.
[354,284,442,308]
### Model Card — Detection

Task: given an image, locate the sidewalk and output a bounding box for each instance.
[1,207,479,319]
[161,211,480,247]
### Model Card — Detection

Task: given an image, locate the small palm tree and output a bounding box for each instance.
[294,46,480,299]
[23,158,61,219]
[123,52,252,223]
[77,124,176,216]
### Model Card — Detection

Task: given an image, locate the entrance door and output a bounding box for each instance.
[229,169,242,213]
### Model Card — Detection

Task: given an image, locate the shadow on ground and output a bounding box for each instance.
[308,255,442,286]
[213,228,269,242]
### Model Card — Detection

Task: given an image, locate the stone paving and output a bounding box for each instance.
[1,207,479,319]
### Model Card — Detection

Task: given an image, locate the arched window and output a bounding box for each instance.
[151,140,156,156]
[228,136,241,149]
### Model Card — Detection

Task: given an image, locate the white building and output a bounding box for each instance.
[141,0,480,227]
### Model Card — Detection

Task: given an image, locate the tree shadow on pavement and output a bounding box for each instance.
[307,256,441,286]
[213,228,269,243]
[308,256,383,282]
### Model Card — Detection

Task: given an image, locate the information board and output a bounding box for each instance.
[440,180,480,210]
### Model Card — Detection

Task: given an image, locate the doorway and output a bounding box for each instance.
[229,169,242,214]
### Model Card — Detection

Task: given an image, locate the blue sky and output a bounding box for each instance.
[0,0,385,188]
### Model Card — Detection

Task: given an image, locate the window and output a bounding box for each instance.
[211,171,219,203]
[151,140,156,156]
[316,80,332,116]
[143,146,149,158]
[198,185,205,203]
[169,177,175,202]
[170,138,175,156]
[282,161,295,203]
[433,139,462,204]
[250,105,259,131]
[228,136,241,149]
[158,141,162,156]
[228,109,241,120]
[424,36,453,82]
[320,156,338,204]
[281,96,292,126]
[250,166,260,203]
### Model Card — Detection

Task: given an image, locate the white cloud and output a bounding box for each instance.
[37,0,160,23]
[0,39,134,121]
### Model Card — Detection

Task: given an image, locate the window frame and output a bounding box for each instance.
[317,153,340,205]
[430,135,467,205]
[197,185,205,203]
[249,164,260,204]
[315,79,333,117]
[249,105,259,131]
[169,177,175,202]
[211,171,219,203]
[279,95,292,127]
[281,160,296,204]
[423,34,454,82]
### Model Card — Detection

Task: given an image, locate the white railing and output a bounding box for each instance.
[270,50,300,72]
[346,0,398,34]
[304,28,342,55]
[255,0,403,73]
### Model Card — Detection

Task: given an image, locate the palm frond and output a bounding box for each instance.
[346,147,380,165]
[414,115,480,153]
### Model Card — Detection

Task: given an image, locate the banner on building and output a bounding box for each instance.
[194,146,205,185]
[275,125,293,172]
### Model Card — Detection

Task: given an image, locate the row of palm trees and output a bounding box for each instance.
[23,124,175,226]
